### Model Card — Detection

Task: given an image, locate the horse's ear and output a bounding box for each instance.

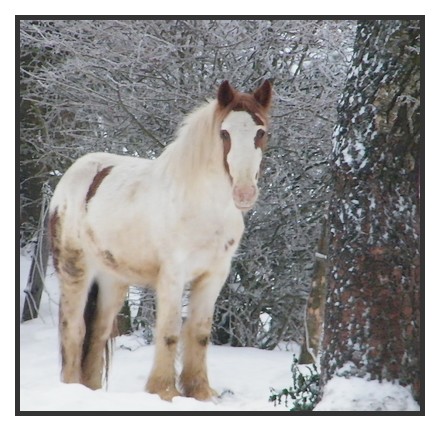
[217,80,235,108]
[254,79,272,109]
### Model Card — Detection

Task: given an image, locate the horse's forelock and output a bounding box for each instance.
[215,92,269,127]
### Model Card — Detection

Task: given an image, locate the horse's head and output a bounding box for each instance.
[216,80,272,211]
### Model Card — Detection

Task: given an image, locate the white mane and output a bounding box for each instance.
[160,100,223,185]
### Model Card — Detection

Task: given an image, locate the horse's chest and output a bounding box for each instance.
[191,227,237,256]
[182,217,243,277]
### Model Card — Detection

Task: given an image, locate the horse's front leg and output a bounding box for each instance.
[146,268,184,401]
[180,267,229,401]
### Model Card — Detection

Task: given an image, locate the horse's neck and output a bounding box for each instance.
[158,101,229,194]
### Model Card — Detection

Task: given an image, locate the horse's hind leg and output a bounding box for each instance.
[81,275,128,390]
[57,248,91,385]
[180,268,229,400]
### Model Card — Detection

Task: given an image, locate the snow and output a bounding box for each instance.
[19,254,298,412]
[20,328,295,412]
[19,253,421,415]
[315,376,419,411]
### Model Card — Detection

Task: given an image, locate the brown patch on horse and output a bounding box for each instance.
[215,80,272,126]
[102,250,117,268]
[62,247,85,279]
[254,129,268,151]
[216,93,270,126]
[197,335,209,347]
[249,111,265,126]
[164,336,178,347]
[49,208,61,272]
[232,103,265,126]
[224,238,235,251]
[220,130,232,181]
[85,165,113,205]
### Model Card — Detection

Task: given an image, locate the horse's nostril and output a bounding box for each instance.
[233,185,258,207]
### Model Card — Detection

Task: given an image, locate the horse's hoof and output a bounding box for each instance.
[184,385,218,401]
[146,378,181,401]
[158,387,181,401]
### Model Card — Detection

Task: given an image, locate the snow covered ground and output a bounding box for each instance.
[19,253,421,415]
[20,330,296,412]
[19,254,299,412]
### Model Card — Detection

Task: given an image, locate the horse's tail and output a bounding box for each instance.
[81,281,113,387]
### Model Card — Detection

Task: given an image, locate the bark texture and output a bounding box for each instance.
[320,20,421,401]
[299,217,328,364]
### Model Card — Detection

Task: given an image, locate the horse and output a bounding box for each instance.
[48,80,272,401]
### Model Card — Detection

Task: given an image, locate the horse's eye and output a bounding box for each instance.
[256,129,266,139]
[220,130,230,140]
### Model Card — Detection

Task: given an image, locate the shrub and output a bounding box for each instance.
[269,355,320,411]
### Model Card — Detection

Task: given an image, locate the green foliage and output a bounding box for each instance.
[269,355,320,411]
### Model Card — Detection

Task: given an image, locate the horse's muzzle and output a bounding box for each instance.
[233,184,258,211]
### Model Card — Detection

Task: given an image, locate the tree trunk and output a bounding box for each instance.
[319,19,421,403]
[299,216,328,364]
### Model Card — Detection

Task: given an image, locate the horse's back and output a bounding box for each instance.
[51,152,144,209]
[49,152,149,250]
